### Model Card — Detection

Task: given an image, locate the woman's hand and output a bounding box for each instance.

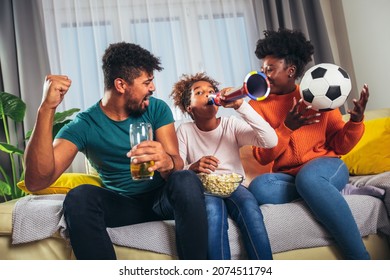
[189,155,219,174]
[284,98,321,131]
[348,84,369,122]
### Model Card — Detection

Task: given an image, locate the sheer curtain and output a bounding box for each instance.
[35,0,341,172]
[0,1,353,174]
[39,0,261,122]
[39,0,343,115]
[38,0,264,171]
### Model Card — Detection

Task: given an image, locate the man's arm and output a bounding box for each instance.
[24,75,77,191]
[155,123,184,177]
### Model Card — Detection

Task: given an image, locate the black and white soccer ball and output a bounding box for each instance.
[299,63,351,111]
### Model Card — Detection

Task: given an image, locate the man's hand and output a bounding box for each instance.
[41,75,72,110]
[348,84,369,122]
[127,140,175,173]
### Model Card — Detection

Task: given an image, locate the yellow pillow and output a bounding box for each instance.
[341,117,390,175]
[17,173,103,195]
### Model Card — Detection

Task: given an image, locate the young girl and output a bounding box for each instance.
[170,72,277,259]
[248,29,370,259]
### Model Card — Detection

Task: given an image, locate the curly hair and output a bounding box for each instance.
[255,29,314,78]
[102,42,163,90]
[170,72,219,115]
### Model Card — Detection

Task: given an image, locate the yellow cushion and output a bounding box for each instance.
[17,173,103,195]
[341,117,390,175]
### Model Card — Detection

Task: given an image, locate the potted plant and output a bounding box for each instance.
[0,91,79,201]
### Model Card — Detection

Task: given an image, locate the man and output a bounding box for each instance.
[24,42,208,260]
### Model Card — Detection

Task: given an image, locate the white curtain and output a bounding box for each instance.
[39,0,262,122]
[38,0,264,172]
[0,0,354,175]
[36,0,340,172]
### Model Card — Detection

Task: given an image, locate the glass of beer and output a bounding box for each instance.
[129,122,154,180]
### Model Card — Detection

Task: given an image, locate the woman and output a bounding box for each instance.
[170,72,277,259]
[248,29,370,259]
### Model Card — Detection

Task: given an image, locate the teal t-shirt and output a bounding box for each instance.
[56,97,174,196]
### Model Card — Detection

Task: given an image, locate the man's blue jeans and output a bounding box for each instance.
[205,185,273,260]
[248,157,370,260]
[63,170,208,260]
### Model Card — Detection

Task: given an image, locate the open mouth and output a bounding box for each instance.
[142,95,150,107]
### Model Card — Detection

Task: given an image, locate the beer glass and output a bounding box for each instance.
[129,122,154,180]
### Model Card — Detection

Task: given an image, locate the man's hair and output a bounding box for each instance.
[255,29,314,78]
[102,42,163,90]
[170,72,219,114]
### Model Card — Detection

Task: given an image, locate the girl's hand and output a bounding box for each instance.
[219,87,243,110]
[189,155,219,174]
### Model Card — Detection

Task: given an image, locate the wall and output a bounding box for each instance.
[341,0,390,110]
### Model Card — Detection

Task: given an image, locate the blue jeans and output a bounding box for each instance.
[248,157,370,260]
[63,170,208,260]
[205,185,273,260]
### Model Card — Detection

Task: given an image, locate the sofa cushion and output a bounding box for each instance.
[342,108,390,122]
[8,193,390,259]
[341,117,390,175]
[239,145,272,185]
[17,173,103,195]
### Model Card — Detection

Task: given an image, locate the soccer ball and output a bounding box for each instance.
[299,63,351,111]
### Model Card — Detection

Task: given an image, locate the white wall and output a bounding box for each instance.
[342,0,390,110]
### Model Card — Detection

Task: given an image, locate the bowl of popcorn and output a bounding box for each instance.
[198,173,244,197]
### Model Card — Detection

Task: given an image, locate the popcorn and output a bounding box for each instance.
[198,173,243,197]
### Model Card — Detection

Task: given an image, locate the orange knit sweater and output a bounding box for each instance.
[249,86,365,176]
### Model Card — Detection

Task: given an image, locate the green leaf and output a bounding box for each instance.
[0,92,26,122]
[0,180,12,196]
[25,129,32,140]
[25,119,73,140]
[53,119,72,137]
[53,108,80,125]
[25,108,80,140]
[0,142,24,155]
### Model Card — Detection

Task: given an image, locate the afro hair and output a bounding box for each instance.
[255,29,314,78]
[170,72,219,114]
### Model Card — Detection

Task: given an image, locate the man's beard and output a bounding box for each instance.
[126,90,153,117]
[128,107,146,117]
[126,99,147,117]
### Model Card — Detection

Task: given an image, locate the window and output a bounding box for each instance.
[42,0,259,120]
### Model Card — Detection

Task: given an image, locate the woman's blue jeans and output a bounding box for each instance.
[205,185,273,260]
[248,157,370,260]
